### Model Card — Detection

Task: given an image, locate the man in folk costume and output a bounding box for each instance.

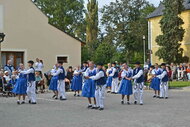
[131,62,144,105]
[90,63,107,110]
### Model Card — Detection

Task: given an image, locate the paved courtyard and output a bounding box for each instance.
[0,89,190,127]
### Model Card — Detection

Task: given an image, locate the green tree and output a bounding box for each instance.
[33,0,86,41]
[101,0,155,63]
[155,0,186,64]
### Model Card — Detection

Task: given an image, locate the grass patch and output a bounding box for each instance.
[168,81,190,87]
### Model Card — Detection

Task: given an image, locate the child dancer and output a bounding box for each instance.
[12,64,27,104]
[156,63,169,99]
[20,61,36,104]
[106,63,112,93]
[82,61,97,109]
[90,63,106,110]
[132,62,144,105]
[71,66,83,96]
[52,62,66,100]
[49,64,59,99]
[150,63,162,98]
[110,63,119,94]
[118,63,133,105]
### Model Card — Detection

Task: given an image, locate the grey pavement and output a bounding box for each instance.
[0,90,190,127]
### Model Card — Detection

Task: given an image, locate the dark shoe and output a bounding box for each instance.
[107,91,111,93]
[28,100,31,104]
[74,94,76,96]
[134,101,137,105]
[87,105,92,108]
[52,95,56,98]
[17,101,20,105]
[60,97,67,100]
[121,100,124,104]
[165,97,168,99]
[99,108,104,111]
[156,96,160,98]
[140,103,143,105]
[77,95,80,97]
[54,97,58,100]
[21,101,25,104]
[127,102,130,105]
[111,92,115,94]
[91,106,96,109]
[159,97,164,99]
[94,106,100,110]
[31,102,37,104]
[153,95,157,98]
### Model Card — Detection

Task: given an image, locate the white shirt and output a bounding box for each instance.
[52,68,63,76]
[132,69,143,79]
[84,68,96,77]
[109,67,117,77]
[121,69,133,78]
[34,62,44,71]
[20,68,35,74]
[156,71,167,80]
[90,70,104,80]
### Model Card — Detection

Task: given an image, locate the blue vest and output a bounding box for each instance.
[133,68,144,83]
[154,68,162,75]
[113,67,118,78]
[162,69,168,82]
[58,66,65,80]
[95,69,106,86]
[28,67,35,82]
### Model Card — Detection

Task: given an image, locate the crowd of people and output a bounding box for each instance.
[0,58,190,111]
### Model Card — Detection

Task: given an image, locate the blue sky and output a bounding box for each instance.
[84,0,162,8]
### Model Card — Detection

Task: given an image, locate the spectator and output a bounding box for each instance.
[4,71,11,83]
[0,71,6,92]
[65,66,74,91]
[186,64,190,81]
[34,58,44,77]
[35,71,44,93]
[4,60,14,76]
[170,63,177,80]
[177,63,185,80]
[166,66,172,81]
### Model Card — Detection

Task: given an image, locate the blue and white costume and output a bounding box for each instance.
[132,67,144,104]
[12,73,27,95]
[49,69,58,91]
[52,66,66,99]
[82,68,96,97]
[20,67,36,103]
[106,68,112,87]
[71,69,83,91]
[110,67,119,93]
[4,64,14,76]
[150,68,162,91]
[157,69,169,98]
[118,69,133,95]
[90,69,106,108]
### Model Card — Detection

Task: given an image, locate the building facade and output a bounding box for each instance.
[0,0,84,71]
[147,0,190,64]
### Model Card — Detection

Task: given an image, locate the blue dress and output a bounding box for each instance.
[82,68,96,98]
[106,69,112,87]
[150,69,162,91]
[118,70,133,95]
[71,71,83,91]
[12,73,27,94]
[49,76,58,91]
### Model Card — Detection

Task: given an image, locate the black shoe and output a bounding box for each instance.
[165,97,168,99]
[140,103,143,105]
[121,100,124,104]
[52,95,56,98]
[21,101,25,104]
[17,101,20,105]
[134,101,137,105]
[31,102,37,104]
[156,96,160,98]
[111,92,115,94]
[87,105,92,108]
[74,94,76,96]
[28,100,31,104]
[99,108,104,111]
[94,106,100,110]
[153,95,157,98]
[54,97,58,100]
[127,102,130,105]
[91,106,97,109]
[159,97,164,99]
[77,95,80,97]
[107,91,111,93]
[60,97,67,100]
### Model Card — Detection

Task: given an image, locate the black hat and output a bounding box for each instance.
[97,63,103,66]
[28,60,34,65]
[58,61,63,64]
[112,62,116,65]
[135,61,141,65]
[150,65,155,68]
[161,63,166,66]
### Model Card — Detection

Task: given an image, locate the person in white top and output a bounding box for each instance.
[34,58,44,77]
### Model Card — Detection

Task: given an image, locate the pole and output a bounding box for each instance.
[143,35,146,66]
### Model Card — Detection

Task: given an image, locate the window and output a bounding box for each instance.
[57,56,68,63]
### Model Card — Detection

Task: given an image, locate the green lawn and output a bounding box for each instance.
[169,81,190,88]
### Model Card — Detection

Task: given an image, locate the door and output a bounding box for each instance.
[1,51,24,69]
